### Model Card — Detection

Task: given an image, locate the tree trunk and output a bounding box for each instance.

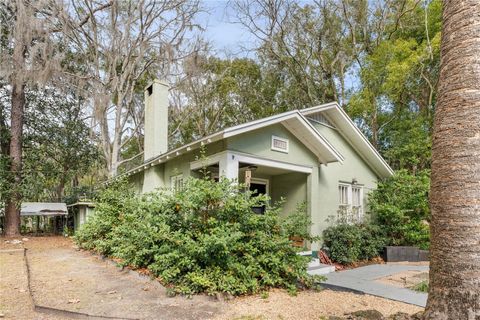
[0,104,9,156]
[4,82,25,237]
[424,1,480,318]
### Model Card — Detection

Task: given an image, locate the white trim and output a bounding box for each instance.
[189,151,227,171]
[170,174,184,192]
[223,111,299,138]
[232,151,313,174]
[219,151,239,180]
[301,103,394,178]
[271,135,289,153]
[125,109,342,176]
[122,101,393,180]
[337,182,364,221]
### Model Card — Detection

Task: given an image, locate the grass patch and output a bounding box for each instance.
[411,280,428,292]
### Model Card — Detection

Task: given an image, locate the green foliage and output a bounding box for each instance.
[171,57,280,147]
[347,0,442,173]
[411,280,429,293]
[322,223,387,265]
[369,170,430,249]
[281,202,320,243]
[0,86,100,203]
[74,178,135,253]
[75,177,322,296]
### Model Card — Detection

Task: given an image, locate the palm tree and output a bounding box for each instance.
[424,1,480,318]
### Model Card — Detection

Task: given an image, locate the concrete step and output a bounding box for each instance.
[308,258,320,269]
[307,263,336,275]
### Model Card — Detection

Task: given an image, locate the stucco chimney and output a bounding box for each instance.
[144,79,169,160]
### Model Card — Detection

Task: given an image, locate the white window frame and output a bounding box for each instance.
[170,174,184,192]
[271,135,289,153]
[338,183,350,206]
[351,185,364,220]
[338,182,364,222]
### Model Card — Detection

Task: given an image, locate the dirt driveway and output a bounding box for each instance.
[0,237,422,320]
[1,237,219,320]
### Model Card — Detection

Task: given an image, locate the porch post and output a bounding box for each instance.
[219,152,239,181]
[307,165,321,251]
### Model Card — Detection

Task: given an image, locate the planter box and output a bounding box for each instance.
[289,236,304,248]
[384,246,429,262]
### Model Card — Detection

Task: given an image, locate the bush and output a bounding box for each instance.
[75,177,322,296]
[368,170,430,249]
[281,202,321,244]
[322,223,387,264]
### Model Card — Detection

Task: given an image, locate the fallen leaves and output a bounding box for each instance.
[67,298,80,304]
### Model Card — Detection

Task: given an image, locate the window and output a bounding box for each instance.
[338,184,349,206]
[352,186,363,219]
[338,183,364,222]
[170,174,184,192]
[271,136,289,153]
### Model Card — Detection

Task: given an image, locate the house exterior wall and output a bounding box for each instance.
[309,122,380,250]
[226,124,319,166]
[270,172,308,218]
[128,121,383,251]
[130,171,144,193]
[130,141,226,192]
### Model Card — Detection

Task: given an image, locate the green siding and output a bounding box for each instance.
[226,124,319,166]
[309,122,380,250]
[128,120,383,251]
[131,141,226,192]
[271,172,307,217]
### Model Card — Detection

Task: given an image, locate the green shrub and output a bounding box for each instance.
[322,223,387,264]
[75,177,322,296]
[281,202,321,244]
[368,169,430,249]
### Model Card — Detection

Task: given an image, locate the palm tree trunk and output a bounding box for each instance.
[424,0,480,318]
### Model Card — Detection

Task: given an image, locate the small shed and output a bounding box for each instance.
[21,202,68,216]
[20,202,68,234]
[68,201,95,231]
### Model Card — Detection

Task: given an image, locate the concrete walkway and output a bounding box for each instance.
[322,264,429,307]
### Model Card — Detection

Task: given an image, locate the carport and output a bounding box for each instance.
[20,202,68,234]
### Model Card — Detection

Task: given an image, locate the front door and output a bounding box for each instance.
[249,180,268,214]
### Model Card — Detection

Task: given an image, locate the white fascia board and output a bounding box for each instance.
[309,103,394,178]
[222,111,343,165]
[296,113,345,162]
[300,102,338,116]
[223,110,299,138]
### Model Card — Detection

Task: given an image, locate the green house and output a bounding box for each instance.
[126,80,393,250]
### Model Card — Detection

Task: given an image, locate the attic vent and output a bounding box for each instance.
[271,136,289,153]
[308,113,334,127]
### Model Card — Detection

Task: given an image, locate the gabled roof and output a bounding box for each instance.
[128,109,344,176]
[20,202,68,216]
[301,102,394,178]
[127,102,393,179]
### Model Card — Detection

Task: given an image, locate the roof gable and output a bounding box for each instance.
[301,103,394,178]
[224,111,343,164]
[125,102,393,179]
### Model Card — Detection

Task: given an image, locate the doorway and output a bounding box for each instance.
[249,178,268,214]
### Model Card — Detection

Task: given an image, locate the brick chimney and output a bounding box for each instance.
[144,80,169,161]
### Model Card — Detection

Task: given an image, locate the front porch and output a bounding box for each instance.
[190,150,317,218]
